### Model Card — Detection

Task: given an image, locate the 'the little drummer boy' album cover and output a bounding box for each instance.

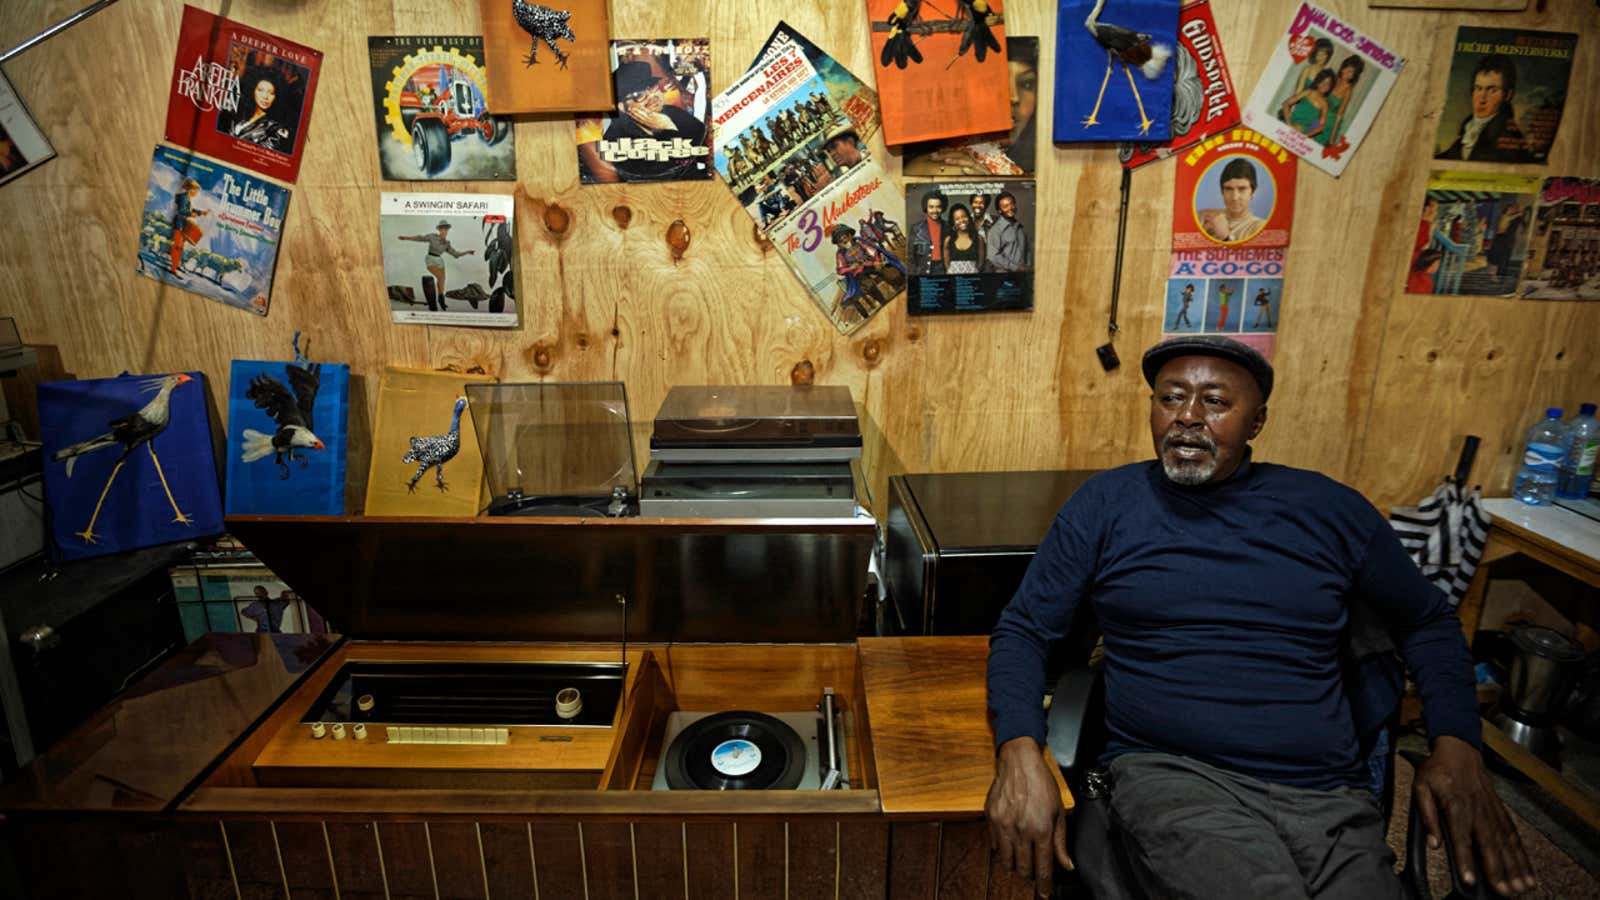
[1432,27,1577,165]
[164,5,322,184]
[1240,3,1403,178]
[576,39,712,184]
[368,36,517,181]
[866,0,1012,146]
[380,192,517,328]
[478,0,612,113]
[136,145,290,317]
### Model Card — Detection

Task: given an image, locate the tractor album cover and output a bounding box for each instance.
[478,0,613,113]
[364,367,496,517]
[1432,27,1577,165]
[902,36,1039,176]
[39,372,224,562]
[380,192,517,327]
[905,180,1035,314]
[1053,0,1180,143]
[1405,170,1541,298]
[0,69,55,187]
[164,4,323,184]
[576,38,712,184]
[1240,3,1404,178]
[225,339,350,516]
[1121,0,1239,170]
[1519,177,1600,302]
[368,36,517,181]
[866,0,1012,146]
[136,145,291,317]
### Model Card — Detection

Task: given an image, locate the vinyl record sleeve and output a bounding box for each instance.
[225,356,349,516]
[1120,0,1239,170]
[364,367,497,517]
[750,22,881,146]
[0,69,55,187]
[368,36,517,181]
[1171,129,1296,251]
[1432,27,1576,165]
[902,36,1039,176]
[164,5,322,183]
[576,39,712,184]
[1519,177,1600,302]
[1405,170,1541,298]
[1053,0,1179,143]
[905,180,1035,314]
[866,0,1012,146]
[479,0,612,113]
[380,192,517,327]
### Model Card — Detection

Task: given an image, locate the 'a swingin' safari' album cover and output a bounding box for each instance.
[380,193,517,327]
[576,39,712,184]
[368,36,517,181]
[136,145,290,316]
[164,5,322,183]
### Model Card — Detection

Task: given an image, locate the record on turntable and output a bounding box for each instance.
[651,690,850,791]
[651,385,862,463]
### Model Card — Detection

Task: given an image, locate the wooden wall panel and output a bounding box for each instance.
[683,821,737,900]
[272,821,339,900]
[326,821,388,900]
[529,822,587,900]
[478,823,538,899]
[0,0,1595,516]
[223,820,286,900]
[375,821,435,900]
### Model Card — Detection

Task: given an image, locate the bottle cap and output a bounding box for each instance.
[1582,403,1596,416]
[1547,408,1564,419]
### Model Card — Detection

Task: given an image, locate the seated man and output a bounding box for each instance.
[985,336,1533,899]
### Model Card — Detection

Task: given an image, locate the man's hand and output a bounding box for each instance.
[1413,735,1535,896]
[986,736,1072,898]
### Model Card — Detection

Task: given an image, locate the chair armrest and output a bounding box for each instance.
[1398,748,1495,900]
[1046,665,1100,769]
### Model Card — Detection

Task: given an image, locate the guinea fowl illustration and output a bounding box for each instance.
[1082,0,1172,134]
[51,374,195,543]
[240,362,325,479]
[403,396,468,493]
[512,0,575,69]
[879,0,1002,69]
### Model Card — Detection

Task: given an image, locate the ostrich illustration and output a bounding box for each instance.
[403,396,468,493]
[51,374,196,543]
[1081,0,1172,134]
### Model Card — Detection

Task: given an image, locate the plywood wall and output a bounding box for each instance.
[0,0,1595,515]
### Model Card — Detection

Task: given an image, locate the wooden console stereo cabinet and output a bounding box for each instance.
[0,515,1070,899]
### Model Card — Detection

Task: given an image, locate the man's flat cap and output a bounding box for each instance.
[1141,336,1274,401]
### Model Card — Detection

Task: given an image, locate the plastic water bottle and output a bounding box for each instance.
[1512,408,1568,505]
[1556,403,1600,499]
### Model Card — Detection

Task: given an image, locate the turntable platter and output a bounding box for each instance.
[661,711,806,790]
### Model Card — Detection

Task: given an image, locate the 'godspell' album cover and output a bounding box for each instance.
[136,145,290,317]
[164,5,322,183]
[1121,0,1238,170]
[576,39,711,184]
[1240,3,1403,178]
[478,0,612,113]
[380,192,517,328]
[1432,27,1577,165]
[866,0,1012,146]
[1520,177,1600,302]
[1054,0,1180,143]
[902,36,1039,176]
[905,180,1035,314]
[368,36,517,181]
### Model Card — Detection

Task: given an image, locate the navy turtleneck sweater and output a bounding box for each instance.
[986,453,1479,791]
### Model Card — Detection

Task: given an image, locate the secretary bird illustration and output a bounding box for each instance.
[403,395,468,493]
[51,373,195,543]
[240,361,325,479]
[512,0,574,69]
[1081,0,1172,134]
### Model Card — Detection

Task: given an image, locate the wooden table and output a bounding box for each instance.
[1456,498,1600,640]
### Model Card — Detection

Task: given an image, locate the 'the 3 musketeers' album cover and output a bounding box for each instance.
[164,5,323,183]
[368,36,517,181]
[576,39,712,184]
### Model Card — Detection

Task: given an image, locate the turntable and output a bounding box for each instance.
[650,385,861,463]
[650,689,849,791]
[639,460,858,518]
[467,381,638,517]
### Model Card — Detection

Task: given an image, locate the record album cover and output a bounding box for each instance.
[902,36,1039,176]
[905,181,1034,314]
[1241,3,1403,178]
[380,192,517,327]
[1432,27,1576,165]
[867,0,1012,146]
[576,39,711,184]
[368,36,517,181]
[1054,0,1179,143]
[1404,170,1540,297]
[136,145,290,317]
[39,372,223,562]
[225,343,349,516]
[164,5,322,183]
[1171,128,1295,251]
[751,23,881,146]
[1520,177,1600,301]
[364,367,496,517]
[479,0,612,113]
[0,69,54,187]
[1121,0,1238,170]
[714,31,903,334]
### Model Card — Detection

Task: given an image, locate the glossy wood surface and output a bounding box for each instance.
[861,636,1073,816]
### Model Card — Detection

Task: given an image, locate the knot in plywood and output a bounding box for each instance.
[527,342,555,372]
[791,360,816,385]
[542,203,571,237]
[861,339,882,366]
[612,206,633,229]
[666,220,691,261]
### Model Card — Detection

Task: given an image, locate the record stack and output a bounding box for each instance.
[639,385,862,518]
